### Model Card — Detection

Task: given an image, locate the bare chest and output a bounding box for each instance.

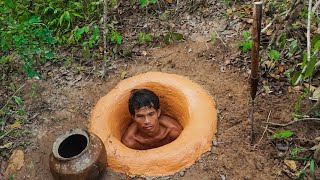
[136,134,172,150]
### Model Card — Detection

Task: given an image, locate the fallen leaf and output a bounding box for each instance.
[303,83,316,92]
[284,159,297,172]
[266,29,273,36]
[263,85,273,94]
[226,8,233,15]
[269,73,280,79]
[4,149,24,179]
[311,144,320,150]
[120,71,127,79]
[246,19,253,24]
[312,148,319,163]
[98,46,104,53]
[0,142,14,149]
[10,121,21,129]
[243,6,252,14]
[293,86,304,91]
[141,51,147,56]
[313,27,320,34]
[264,60,273,68]
[312,87,320,100]
[272,130,294,139]
[277,64,285,73]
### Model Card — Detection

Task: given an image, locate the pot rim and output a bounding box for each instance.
[52,128,90,161]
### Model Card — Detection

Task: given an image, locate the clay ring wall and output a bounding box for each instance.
[89,72,217,176]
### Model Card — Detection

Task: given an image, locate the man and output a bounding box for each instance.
[121,89,183,150]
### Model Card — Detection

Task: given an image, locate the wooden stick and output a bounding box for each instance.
[251,1,262,100]
[263,118,320,127]
[253,110,271,149]
[103,0,108,62]
[249,2,263,144]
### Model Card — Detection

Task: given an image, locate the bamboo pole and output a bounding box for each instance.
[103,0,108,62]
[250,2,262,144]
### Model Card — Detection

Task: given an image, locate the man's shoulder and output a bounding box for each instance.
[159,115,183,140]
[159,115,183,131]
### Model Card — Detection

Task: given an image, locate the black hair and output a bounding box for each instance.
[128,89,160,115]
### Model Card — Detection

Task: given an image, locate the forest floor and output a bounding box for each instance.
[1,0,320,179]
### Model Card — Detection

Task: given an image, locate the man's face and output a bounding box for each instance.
[132,106,161,134]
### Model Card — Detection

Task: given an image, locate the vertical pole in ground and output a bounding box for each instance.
[250,2,262,144]
[103,0,108,62]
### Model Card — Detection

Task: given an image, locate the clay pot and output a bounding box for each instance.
[49,129,106,180]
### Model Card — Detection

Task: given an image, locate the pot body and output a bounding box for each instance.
[49,130,106,180]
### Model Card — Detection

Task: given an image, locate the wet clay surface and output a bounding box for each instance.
[14,37,319,179]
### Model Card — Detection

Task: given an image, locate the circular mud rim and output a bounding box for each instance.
[90,72,217,176]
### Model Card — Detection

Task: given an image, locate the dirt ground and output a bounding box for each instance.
[8,34,318,180]
[2,1,320,178]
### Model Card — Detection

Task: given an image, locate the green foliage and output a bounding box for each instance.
[38,0,102,44]
[164,32,184,45]
[221,0,232,6]
[140,0,157,8]
[288,39,299,56]
[240,31,252,52]
[160,10,171,21]
[210,32,216,45]
[12,96,23,106]
[0,84,27,140]
[105,22,123,54]
[291,148,302,156]
[295,170,306,180]
[288,150,316,179]
[111,31,123,45]
[268,49,280,61]
[0,0,57,78]
[106,22,122,45]
[83,26,100,48]
[293,89,308,117]
[138,32,153,44]
[29,84,39,98]
[291,36,320,85]
[310,159,315,178]
[272,130,294,139]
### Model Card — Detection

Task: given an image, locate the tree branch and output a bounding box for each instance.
[263,118,320,127]
[295,0,313,85]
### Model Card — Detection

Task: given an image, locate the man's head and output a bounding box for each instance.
[128,89,161,134]
[128,89,160,115]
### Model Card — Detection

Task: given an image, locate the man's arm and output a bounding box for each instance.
[121,123,140,149]
[121,137,137,149]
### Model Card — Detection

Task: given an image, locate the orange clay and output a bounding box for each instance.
[89,72,217,176]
